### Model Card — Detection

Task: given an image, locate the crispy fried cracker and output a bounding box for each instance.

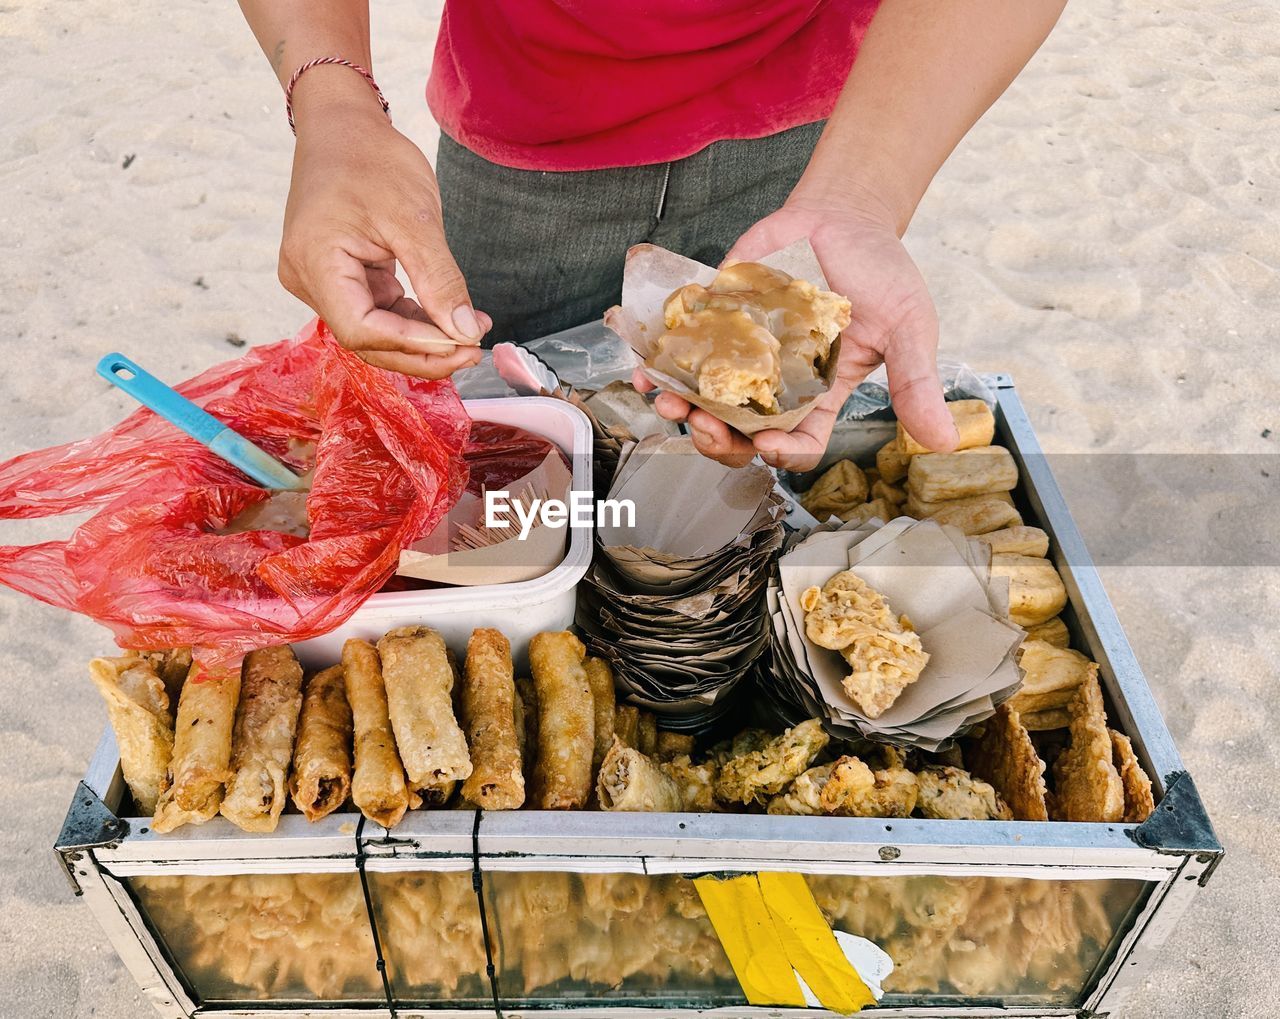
[1109,729,1155,823]
[965,705,1049,821]
[1050,676,1124,822]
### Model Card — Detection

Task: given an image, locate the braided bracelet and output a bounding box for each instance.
[284,56,391,135]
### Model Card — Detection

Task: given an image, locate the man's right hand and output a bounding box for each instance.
[280,68,486,378]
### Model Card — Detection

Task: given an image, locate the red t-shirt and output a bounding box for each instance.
[427,0,882,171]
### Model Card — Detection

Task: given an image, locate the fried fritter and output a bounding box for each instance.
[916,766,1013,820]
[965,705,1049,821]
[1109,729,1155,823]
[1050,676,1124,823]
[801,571,929,718]
[714,718,830,806]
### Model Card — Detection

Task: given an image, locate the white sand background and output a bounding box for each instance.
[1,0,1277,1015]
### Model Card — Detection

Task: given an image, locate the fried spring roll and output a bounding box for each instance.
[289,665,353,822]
[637,711,658,756]
[151,662,240,833]
[377,627,472,790]
[142,647,193,711]
[220,646,306,832]
[597,739,683,812]
[584,657,616,772]
[460,629,525,810]
[614,705,641,749]
[89,656,173,816]
[342,639,416,828]
[529,631,594,809]
[515,676,539,785]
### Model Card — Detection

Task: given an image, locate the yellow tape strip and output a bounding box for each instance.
[759,872,876,1014]
[694,874,803,1007]
[693,873,875,1015]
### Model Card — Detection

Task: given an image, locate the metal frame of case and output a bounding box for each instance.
[56,379,1222,1019]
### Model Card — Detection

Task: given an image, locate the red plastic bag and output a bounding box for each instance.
[0,319,472,658]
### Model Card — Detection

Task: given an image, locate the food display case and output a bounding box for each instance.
[56,377,1221,1019]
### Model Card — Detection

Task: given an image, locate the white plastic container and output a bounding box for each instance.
[294,397,593,671]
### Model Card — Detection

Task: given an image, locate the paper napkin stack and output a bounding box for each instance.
[765,516,1025,751]
[576,435,785,731]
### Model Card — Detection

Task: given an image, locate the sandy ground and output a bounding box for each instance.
[0,0,1277,1016]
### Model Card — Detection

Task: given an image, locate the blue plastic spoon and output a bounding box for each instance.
[96,353,309,491]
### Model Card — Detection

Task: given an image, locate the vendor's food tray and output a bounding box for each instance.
[58,377,1221,1019]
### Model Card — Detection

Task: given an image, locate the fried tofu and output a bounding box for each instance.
[1009,641,1098,716]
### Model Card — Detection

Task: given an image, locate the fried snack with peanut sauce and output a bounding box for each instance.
[876,438,911,484]
[663,262,851,395]
[916,766,1013,820]
[656,731,695,762]
[871,477,907,507]
[991,553,1068,627]
[377,626,472,792]
[583,657,617,773]
[151,662,241,833]
[529,630,595,809]
[660,754,720,811]
[965,704,1049,821]
[801,570,929,718]
[926,494,1022,536]
[1010,640,1096,718]
[710,260,851,375]
[613,704,640,750]
[1051,675,1124,823]
[906,446,1018,504]
[342,639,417,828]
[597,739,684,812]
[715,718,830,806]
[1024,615,1070,648]
[898,399,996,456]
[460,629,525,810]
[654,303,783,411]
[799,460,868,520]
[906,488,1015,520]
[89,655,173,816]
[1110,729,1155,823]
[979,525,1050,558]
[289,665,353,822]
[221,646,306,832]
[636,710,658,756]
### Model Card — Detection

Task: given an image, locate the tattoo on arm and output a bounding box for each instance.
[271,39,286,74]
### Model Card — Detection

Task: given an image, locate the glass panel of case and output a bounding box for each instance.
[128,872,381,1002]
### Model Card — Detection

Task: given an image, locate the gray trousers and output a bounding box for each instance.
[436,122,824,344]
